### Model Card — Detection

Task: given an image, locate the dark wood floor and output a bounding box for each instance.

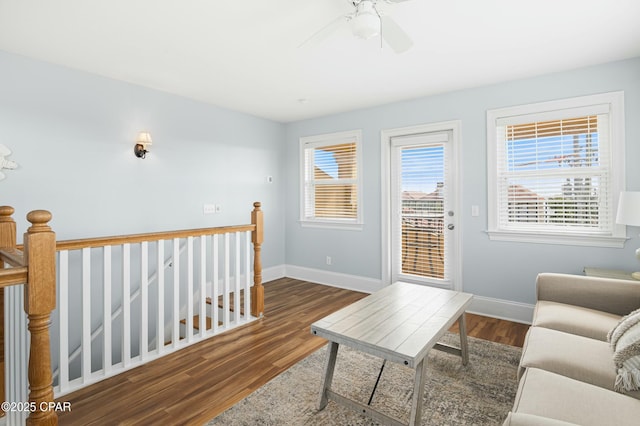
[56,278,529,425]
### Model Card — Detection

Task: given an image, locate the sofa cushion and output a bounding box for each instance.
[607,307,640,393]
[533,300,621,341]
[503,412,580,426]
[518,327,620,391]
[512,368,640,426]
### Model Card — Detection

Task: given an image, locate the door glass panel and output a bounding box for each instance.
[401,145,446,279]
[391,130,452,288]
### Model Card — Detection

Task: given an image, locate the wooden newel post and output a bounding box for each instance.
[250,202,264,318]
[23,210,58,426]
[0,206,17,245]
[0,206,18,419]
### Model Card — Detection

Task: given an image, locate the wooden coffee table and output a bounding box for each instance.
[311,282,473,426]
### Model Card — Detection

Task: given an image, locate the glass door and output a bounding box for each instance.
[390,131,456,288]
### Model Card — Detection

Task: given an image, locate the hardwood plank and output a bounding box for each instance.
[449,312,529,347]
[56,278,528,425]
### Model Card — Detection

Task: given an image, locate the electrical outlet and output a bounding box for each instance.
[326,256,332,265]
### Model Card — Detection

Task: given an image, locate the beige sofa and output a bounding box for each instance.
[503,273,640,425]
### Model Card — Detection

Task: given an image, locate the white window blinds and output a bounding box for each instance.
[495,111,613,234]
[300,130,362,227]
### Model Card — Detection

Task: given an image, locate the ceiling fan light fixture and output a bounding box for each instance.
[350,2,380,40]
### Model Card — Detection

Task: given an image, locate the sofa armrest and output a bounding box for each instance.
[536,273,640,316]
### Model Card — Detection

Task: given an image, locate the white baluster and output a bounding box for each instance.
[6,285,28,424]
[103,246,112,376]
[140,241,149,360]
[212,234,219,333]
[157,240,165,354]
[223,233,230,327]
[58,250,69,392]
[82,247,91,382]
[199,236,207,335]
[186,236,194,342]
[172,238,180,349]
[122,243,131,367]
[234,232,241,324]
[244,230,251,321]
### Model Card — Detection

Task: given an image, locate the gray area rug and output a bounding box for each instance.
[207,333,521,425]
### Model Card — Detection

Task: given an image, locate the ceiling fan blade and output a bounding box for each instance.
[298,14,349,49]
[380,15,413,54]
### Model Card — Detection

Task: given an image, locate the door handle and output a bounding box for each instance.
[447,224,455,230]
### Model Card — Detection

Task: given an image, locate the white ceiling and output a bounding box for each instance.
[1,0,639,123]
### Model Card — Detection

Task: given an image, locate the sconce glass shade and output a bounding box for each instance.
[136,132,153,146]
[616,191,640,226]
[134,131,152,159]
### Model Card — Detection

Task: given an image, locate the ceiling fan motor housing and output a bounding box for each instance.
[351,1,380,39]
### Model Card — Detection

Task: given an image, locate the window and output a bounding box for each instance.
[300,130,362,229]
[487,92,626,247]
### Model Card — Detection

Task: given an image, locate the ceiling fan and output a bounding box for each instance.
[300,0,414,54]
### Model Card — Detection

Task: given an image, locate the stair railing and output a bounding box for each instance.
[50,239,188,383]
[0,206,58,426]
[51,202,263,396]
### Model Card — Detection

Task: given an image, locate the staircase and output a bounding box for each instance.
[181,290,246,333]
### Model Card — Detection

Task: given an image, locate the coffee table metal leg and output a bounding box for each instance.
[409,357,427,426]
[458,313,469,366]
[318,341,339,410]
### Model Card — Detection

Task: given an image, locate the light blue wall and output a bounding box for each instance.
[2,49,639,308]
[0,50,286,268]
[284,57,640,305]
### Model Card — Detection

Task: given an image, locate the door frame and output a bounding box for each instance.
[381,120,462,291]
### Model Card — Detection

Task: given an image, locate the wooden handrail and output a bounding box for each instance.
[0,267,28,288]
[55,224,256,251]
[0,247,25,268]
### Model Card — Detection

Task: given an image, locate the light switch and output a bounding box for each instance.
[471,205,480,217]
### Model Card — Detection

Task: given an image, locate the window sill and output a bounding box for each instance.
[486,230,627,248]
[299,220,363,231]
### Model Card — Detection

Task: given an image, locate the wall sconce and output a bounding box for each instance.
[134,131,152,159]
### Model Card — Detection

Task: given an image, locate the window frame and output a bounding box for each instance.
[486,91,626,247]
[299,129,363,230]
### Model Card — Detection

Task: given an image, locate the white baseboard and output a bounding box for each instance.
[261,264,534,324]
[467,295,534,324]
[284,265,384,294]
[262,264,287,284]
